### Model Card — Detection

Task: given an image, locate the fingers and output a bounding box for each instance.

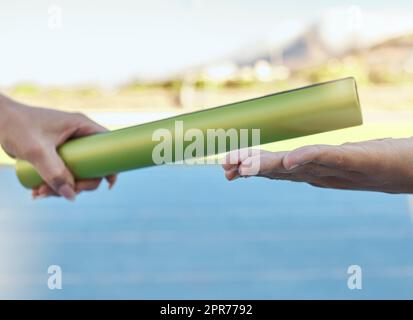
[221,140,410,193]
[222,145,364,185]
[222,149,288,180]
[105,174,117,189]
[30,113,116,200]
[222,148,259,170]
[239,151,288,177]
[222,149,258,180]
[32,185,58,199]
[75,178,102,193]
[224,144,355,175]
[282,145,336,170]
[32,174,118,199]
[224,167,240,181]
[27,145,76,201]
[33,177,110,199]
[14,109,116,201]
[70,113,108,137]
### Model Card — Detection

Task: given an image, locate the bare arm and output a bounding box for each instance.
[222,138,413,194]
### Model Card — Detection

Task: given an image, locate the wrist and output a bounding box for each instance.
[0,95,23,143]
[0,95,11,132]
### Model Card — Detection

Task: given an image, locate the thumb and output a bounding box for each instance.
[28,145,76,201]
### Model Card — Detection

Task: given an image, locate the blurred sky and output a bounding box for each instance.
[1,0,413,86]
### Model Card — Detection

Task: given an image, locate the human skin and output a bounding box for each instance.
[222,138,413,194]
[0,94,116,201]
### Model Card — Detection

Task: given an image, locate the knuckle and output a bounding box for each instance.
[238,167,246,176]
[331,148,348,168]
[224,171,233,180]
[304,144,323,153]
[310,145,328,161]
[48,168,68,187]
[226,153,239,165]
[72,112,88,122]
[238,166,249,176]
[292,145,312,156]
[292,144,324,162]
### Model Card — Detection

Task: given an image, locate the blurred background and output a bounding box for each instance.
[1,0,413,157]
[1,0,413,109]
[1,0,413,299]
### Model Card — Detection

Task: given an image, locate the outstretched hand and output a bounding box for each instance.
[222,138,413,194]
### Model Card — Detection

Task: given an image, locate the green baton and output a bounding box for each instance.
[16,77,362,189]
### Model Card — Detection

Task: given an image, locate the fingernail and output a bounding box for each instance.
[32,193,47,200]
[58,184,76,201]
[106,177,117,190]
